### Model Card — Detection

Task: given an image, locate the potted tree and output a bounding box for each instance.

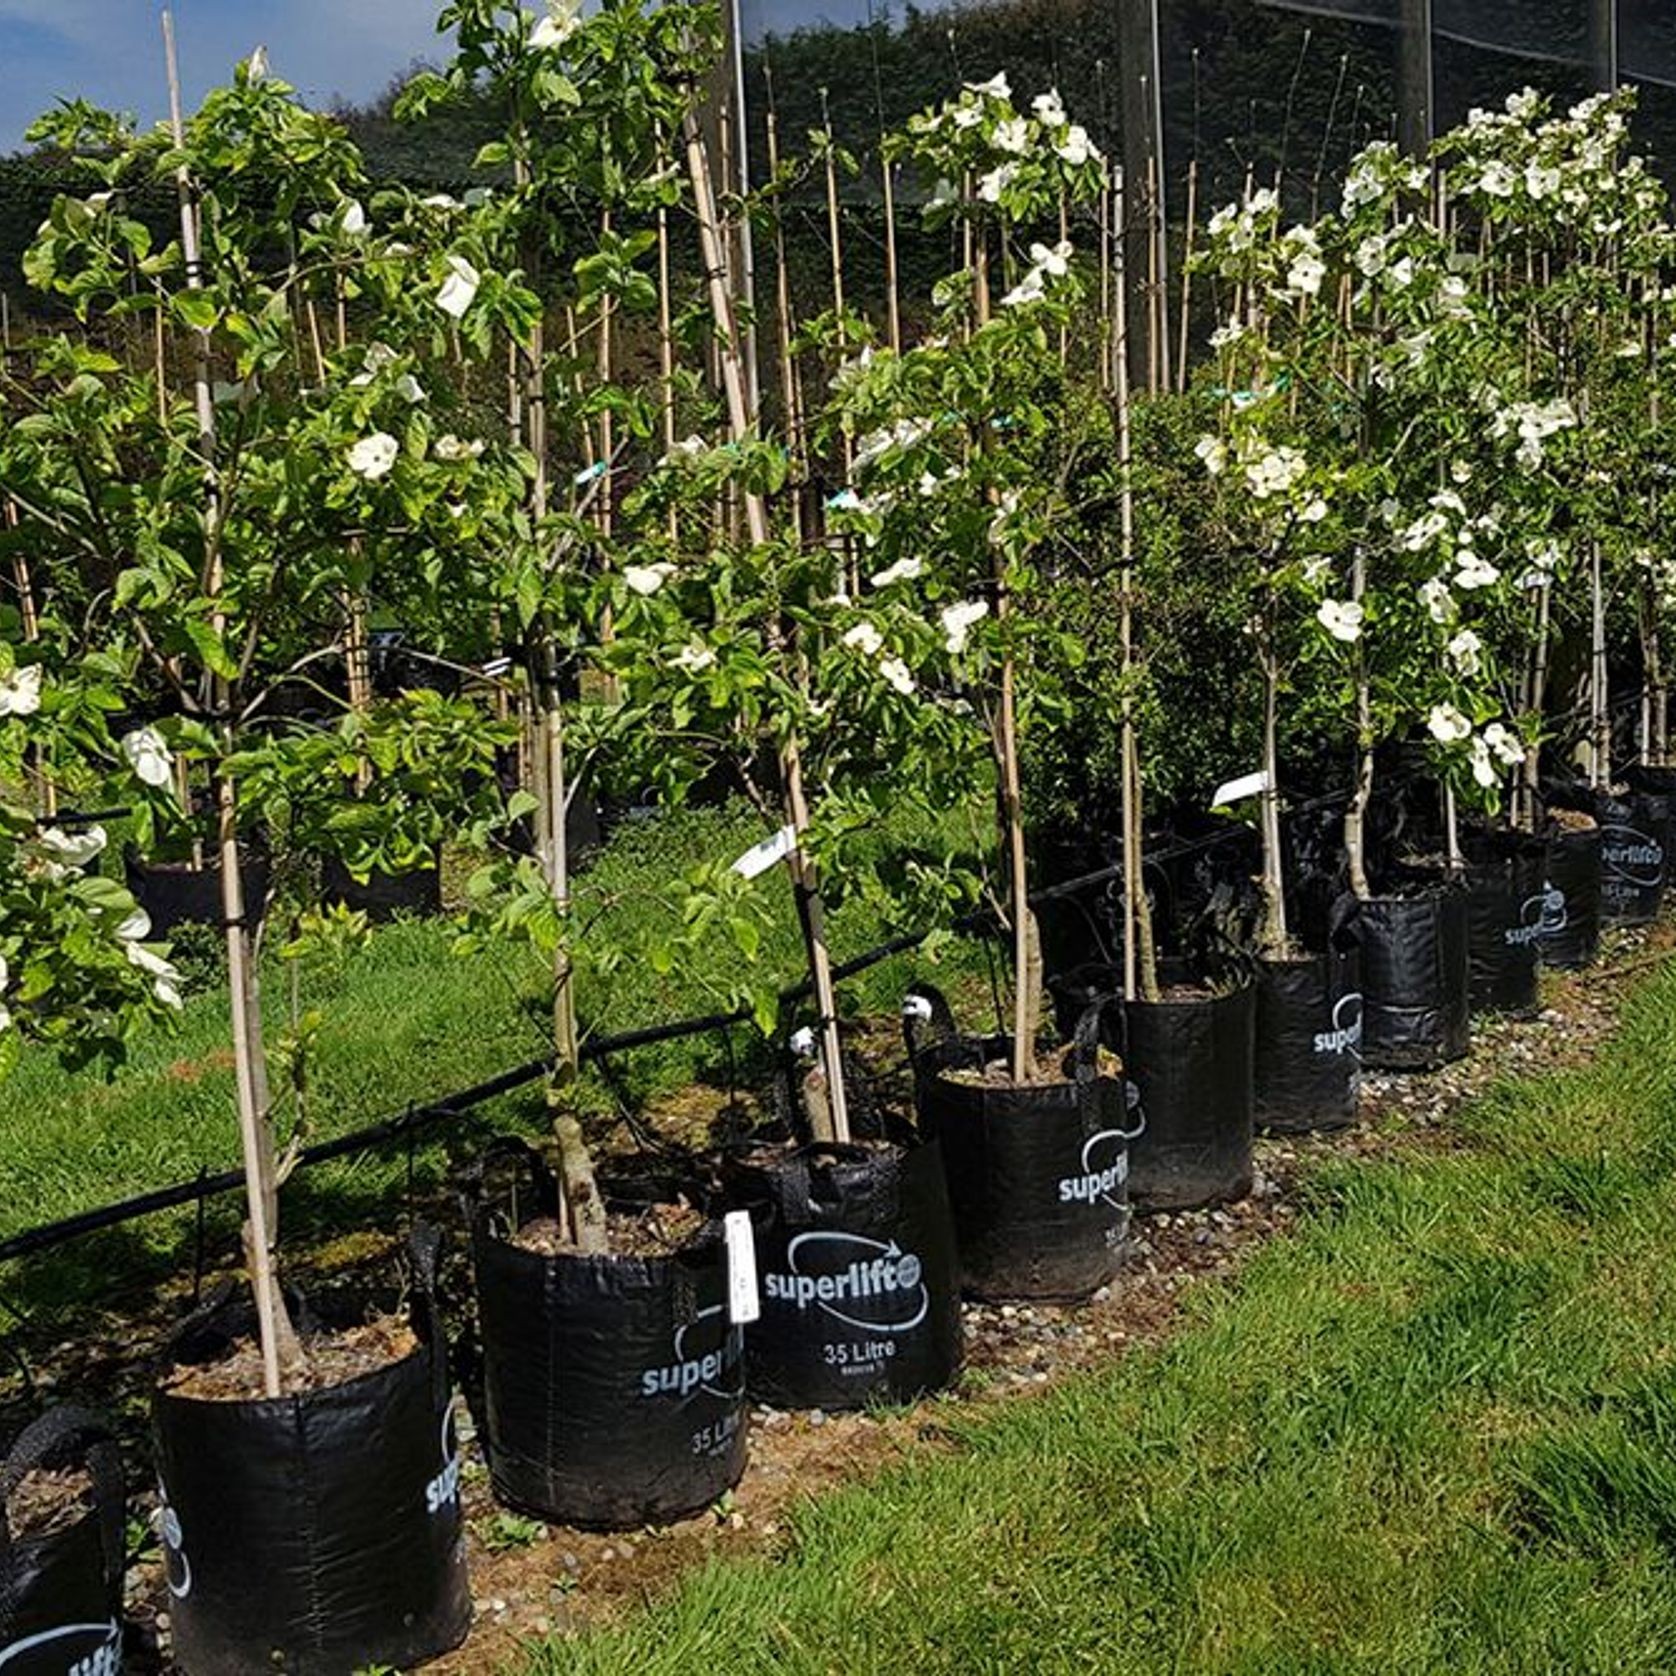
[398,0,772,1518]
[822,77,1141,1298]
[3,49,528,1668]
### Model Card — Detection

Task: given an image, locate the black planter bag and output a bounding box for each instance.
[1462,832,1544,1016]
[1116,976,1256,1211]
[320,855,443,922]
[469,1141,747,1530]
[1592,789,1668,927]
[1540,824,1603,970]
[153,1228,471,1676]
[723,1141,961,1411]
[0,1409,125,1676]
[124,845,270,937]
[1253,947,1360,1136]
[1357,888,1470,1070]
[909,996,1139,1302]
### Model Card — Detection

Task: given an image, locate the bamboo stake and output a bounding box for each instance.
[1176,158,1198,394]
[684,113,851,1143]
[657,136,680,544]
[764,100,806,524]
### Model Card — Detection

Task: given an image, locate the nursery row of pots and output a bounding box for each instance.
[5,784,1664,1675]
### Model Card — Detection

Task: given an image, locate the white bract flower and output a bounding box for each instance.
[1420,576,1456,625]
[395,373,426,405]
[993,117,1029,155]
[115,906,152,942]
[624,563,675,596]
[348,432,399,480]
[878,657,915,696]
[434,433,485,461]
[843,621,884,656]
[126,941,183,1009]
[941,600,990,654]
[870,556,924,588]
[1447,628,1483,676]
[1002,268,1047,308]
[1194,435,1228,476]
[1467,734,1497,787]
[1209,317,1246,350]
[978,164,1017,204]
[965,72,1010,99]
[1483,721,1525,766]
[1032,89,1065,125]
[673,643,715,674]
[1453,552,1501,590]
[1030,240,1072,277]
[1299,497,1329,524]
[435,254,481,320]
[1245,446,1307,499]
[39,825,107,869]
[1428,703,1472,744]
[1477,161,1516,198]
[122,726,173,787]
[1057,124,1094,166]
[530,0,581,49]
[1317,599,1363,643]
[340,199,367,236]
[0,664,43,717]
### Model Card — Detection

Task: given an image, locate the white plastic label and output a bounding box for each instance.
[724,1210,761,1325]
[1212,769,1270,807]
[732,823,798,879]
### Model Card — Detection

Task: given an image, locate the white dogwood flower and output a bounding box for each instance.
[870,556,924,588]
[1317,599,1363,642]
[122,726,173,787]
[878,657,916,696]
[0,664,42,717]
[843,621,885,656]
[435,254,481,320]
[623,563,675,596]
[941,600,990,654]
[1428,703,1472,744]
[348,432,399,480]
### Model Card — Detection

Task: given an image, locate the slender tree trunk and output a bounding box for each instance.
[1590,538,1610,788]
[1520,580,1553,830]
[1257,639,1289,956]
[1345,545,1374,899]
[1112,170,1158,1003]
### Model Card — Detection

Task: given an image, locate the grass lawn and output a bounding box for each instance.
[0,801,990,1307]
[529,958,1676,1675]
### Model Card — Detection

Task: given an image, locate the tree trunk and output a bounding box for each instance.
[1257,640,1288,956]
[1345,544,1374,897]
[1590,538,1610,789]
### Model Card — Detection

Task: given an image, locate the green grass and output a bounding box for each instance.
[526,959,1676,1676]
[0,800,990,1309]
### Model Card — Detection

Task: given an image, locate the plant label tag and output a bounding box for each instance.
[724,1210,761,1325]
[732,824,798,880]
[1212,769,1271,807]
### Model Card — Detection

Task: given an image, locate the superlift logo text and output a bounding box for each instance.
[1313,991,1364,1058]
[639,1303,745,1402]
[763,1232,930,1335]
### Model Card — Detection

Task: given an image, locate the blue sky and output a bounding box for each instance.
[0,0,887,152]
[0,1,454,150]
